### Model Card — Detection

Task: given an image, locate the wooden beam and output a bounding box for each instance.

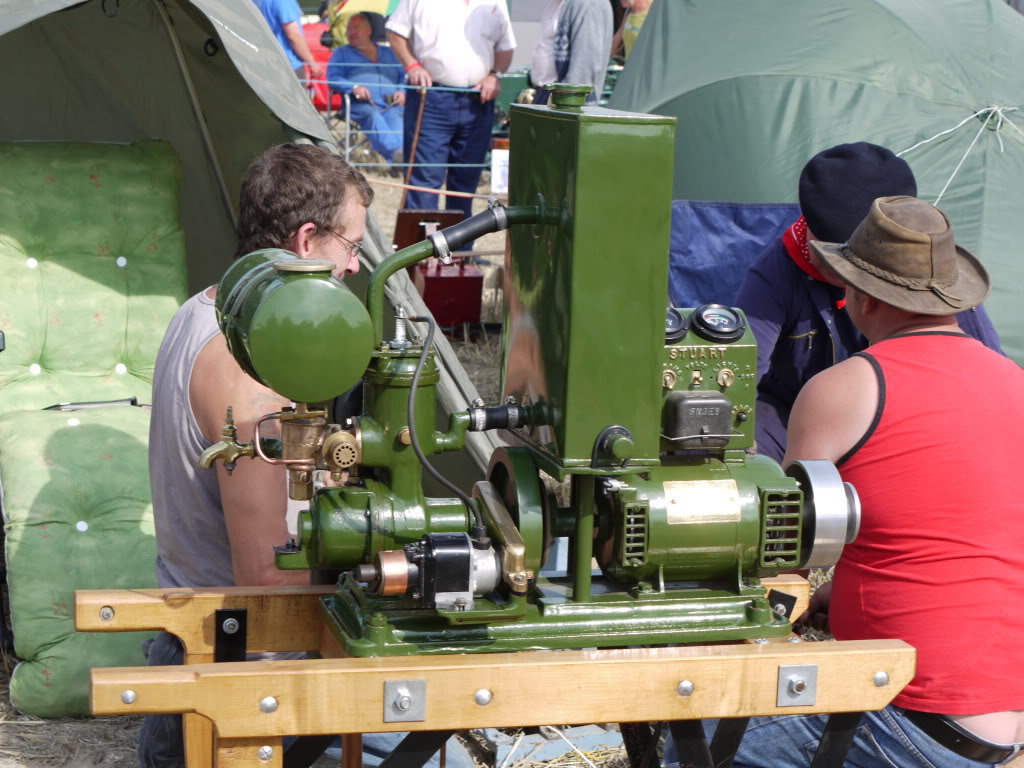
[215,737,282,768]
[74,586,332,656]
[91,640,914,738]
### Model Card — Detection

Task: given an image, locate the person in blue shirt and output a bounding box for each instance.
[735,142,1003,463]
[327,13,406,164]
[252,0,323,80]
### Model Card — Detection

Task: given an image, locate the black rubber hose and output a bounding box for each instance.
[406,315,489,544]
[436,207,505,252]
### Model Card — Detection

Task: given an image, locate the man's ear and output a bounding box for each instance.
[288,222,319,257]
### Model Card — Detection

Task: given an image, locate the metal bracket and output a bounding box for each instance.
[383,679,427,722]
[776,664,818,707]
[766,589,798,620]
[214,608,247,663]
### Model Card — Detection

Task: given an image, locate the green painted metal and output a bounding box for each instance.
[321,574,790,656]
[660,311,758,452]
[500,98,675,473]
[275,344,472,570]
[216,91,825,655]
[216,250,373,403]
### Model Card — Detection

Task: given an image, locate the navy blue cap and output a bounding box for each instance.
[799,142,917,244]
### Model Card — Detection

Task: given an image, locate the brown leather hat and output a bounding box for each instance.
[809,196,991,315]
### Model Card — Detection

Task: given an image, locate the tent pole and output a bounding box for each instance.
[153,0,239,231]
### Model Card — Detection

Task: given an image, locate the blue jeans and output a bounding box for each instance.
[137,632,472,768]
[402,87,495,223]
[349,100,404,159]
[664,708,1017,768]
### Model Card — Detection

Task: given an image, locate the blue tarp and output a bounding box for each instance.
[668,201,799,308]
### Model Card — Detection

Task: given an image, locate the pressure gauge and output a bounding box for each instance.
[665,307,688,344]
[690,304,746,343]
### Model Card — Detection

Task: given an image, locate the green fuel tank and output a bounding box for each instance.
[215,249,373,403]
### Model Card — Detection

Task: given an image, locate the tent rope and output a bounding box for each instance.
[897,105,1021,206]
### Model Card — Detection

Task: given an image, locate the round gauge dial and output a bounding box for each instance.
[665,307,688,343]
[691,304,746,342]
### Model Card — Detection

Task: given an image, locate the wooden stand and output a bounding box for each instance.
[75,577,916,768]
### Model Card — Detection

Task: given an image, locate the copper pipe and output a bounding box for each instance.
[376,550,411,596]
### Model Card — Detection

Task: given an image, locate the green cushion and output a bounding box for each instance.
[0,141,187,411]
[0,407,157,716]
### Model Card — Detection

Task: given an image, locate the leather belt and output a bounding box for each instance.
[902,708,1015,764]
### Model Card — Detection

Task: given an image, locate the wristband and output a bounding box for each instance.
[405,61,423,73]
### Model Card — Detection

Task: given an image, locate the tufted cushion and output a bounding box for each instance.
[0,407,157,716]
[0,141,187,411]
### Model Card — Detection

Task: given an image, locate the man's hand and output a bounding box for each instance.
[308,61,324,80]
[353,85,371,101]
[391,89,406,106]
[475,72,501,103]
[795,580,832,631]
[407,65,432,88]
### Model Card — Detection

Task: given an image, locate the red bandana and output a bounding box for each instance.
[781,216,846,309]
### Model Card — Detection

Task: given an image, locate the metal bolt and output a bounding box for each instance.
[677,680,694,697]
[474,689,493,706]
[472,398,485,408]
[99,606,115,621]
[221,618,240,635]
[787,635,802,643]
[395,694,413,712]
[257,745,275,762]
[753,638,769,645]
[121,690,136,705]
[873,671,889,687]
[259,696,278,713]
[788,677,807,695]
[773,604,788,616]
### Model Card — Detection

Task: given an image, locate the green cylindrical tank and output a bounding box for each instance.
[216,250,374,403]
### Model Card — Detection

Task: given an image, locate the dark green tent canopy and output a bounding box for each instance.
[611,0,1024,362]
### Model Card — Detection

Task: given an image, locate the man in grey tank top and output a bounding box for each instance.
[141,144,472,768]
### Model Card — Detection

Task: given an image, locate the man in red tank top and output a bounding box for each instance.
[704,197,1024,768]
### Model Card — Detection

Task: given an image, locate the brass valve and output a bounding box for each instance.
[198,407,254,474]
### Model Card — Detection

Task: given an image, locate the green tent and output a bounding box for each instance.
[610,0,1024,363]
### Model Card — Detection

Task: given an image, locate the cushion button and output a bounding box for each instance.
[26,257,38,269]
[116,257,127,268]
[29,363,41,376]
[115,363,127,375]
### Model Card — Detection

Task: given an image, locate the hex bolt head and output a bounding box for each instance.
[677,680,694,697]
[474,689,493,706]
[787,635,803,643]
[257,745,275,762]
[221,618,240,635]
[753,638,769,645]
[788,677,807,695]
[773,603,788,616]
[121,690,137,705]
[99,606,115,622]
[259,696,279,713]
[873,671,890,687]
[395,694,413,712]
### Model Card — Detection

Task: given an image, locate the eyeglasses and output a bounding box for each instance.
[324,229,364,259]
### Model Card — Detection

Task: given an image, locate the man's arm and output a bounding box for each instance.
[283,21,324,79]
[476,49,513,102]
[388,31,432,87]
[782,356,878,467]
[191,335,310,587]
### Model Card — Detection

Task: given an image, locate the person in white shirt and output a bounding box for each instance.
[386,0,515,224]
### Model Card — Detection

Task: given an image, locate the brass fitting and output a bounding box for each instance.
[198,407,254,474]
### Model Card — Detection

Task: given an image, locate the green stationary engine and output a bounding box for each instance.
[201,84,860,656]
